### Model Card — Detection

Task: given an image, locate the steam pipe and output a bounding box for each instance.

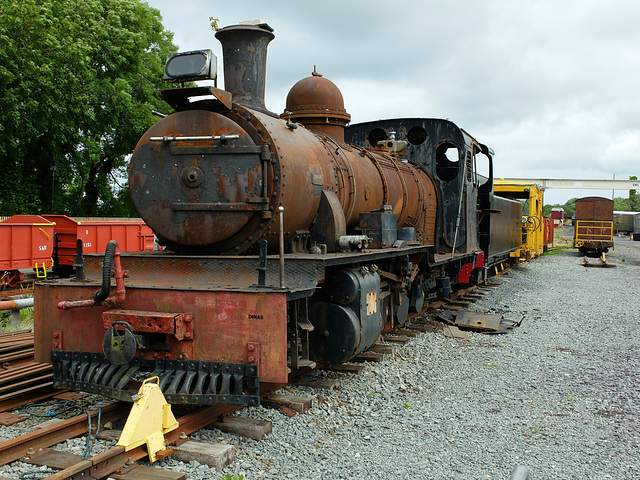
[278,206,285,288]
[58,240,126,309]
[0,297,34,312]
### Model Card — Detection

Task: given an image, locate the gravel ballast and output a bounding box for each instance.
[2,233,639,479]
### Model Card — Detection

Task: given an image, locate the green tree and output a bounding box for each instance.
[562,198,577,217]
[0,0,178,216]
[629,176,639,211]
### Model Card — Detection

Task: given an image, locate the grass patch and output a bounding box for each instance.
[543,248,574,256]
[0,301,34,332]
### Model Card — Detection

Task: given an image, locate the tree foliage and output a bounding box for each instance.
[0,0,178,216]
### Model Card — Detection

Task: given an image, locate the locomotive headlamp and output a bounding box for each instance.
[163,49,217,83]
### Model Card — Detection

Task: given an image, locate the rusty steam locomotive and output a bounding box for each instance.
[34,21,522,406]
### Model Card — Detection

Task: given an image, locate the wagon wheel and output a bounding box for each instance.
[575,239,584,247]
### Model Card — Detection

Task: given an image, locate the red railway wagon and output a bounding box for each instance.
[43,215,154,275]
[0,215,55,287]
[543,216,554,251]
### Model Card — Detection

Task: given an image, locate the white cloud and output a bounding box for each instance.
[146,0,640,204]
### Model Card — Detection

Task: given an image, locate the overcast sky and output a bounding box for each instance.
[145,0,639,206]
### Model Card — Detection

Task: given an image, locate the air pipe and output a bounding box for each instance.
[57,240,126,309]
[0,297,34,312]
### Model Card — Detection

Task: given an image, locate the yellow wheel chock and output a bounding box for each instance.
[116,376,179,462]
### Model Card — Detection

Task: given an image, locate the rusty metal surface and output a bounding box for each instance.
[215,23,274,113]
[451,310,515,333]
[35,279,288,384]
[574,196,614,222]
[575,221,614,245]
[131,62,440,257]
[102,310,193,341]
[130,109,266,251]
[281,70,351,141]
[85,251,324,290]
[76,245,431,291]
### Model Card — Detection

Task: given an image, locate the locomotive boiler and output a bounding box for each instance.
[34,21,521,406]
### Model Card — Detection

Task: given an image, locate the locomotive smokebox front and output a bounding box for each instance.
[129,109,270,252]
[129,22,328,253]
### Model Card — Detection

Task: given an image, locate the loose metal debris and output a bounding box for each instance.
[435,309,521,334]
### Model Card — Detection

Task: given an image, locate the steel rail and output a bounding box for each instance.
[45,404,240,480]
[0,402,129,466]
[0,384,61,413]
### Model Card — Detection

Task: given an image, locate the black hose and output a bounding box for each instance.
[94,240,117,304]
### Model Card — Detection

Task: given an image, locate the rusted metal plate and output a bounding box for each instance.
[443,325,469,340]
[453,310,513,333]
[35,283,288,384]
[454,310,503,330]
[84,252,326,290]
[130,109,267,251]
[103,310,193,341]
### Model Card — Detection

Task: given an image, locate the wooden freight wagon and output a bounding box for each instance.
[573,197,614,257]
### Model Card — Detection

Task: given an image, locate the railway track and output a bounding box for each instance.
[0,401,240,480]
[0,330,59,413]
[0,276,510,478]
[0,285,34,300]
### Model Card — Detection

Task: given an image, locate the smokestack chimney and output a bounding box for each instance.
[215,21,274,113]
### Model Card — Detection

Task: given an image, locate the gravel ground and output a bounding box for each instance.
[2,231,639,479]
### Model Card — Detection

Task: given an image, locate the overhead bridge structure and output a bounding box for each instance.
[499,178,640,191]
